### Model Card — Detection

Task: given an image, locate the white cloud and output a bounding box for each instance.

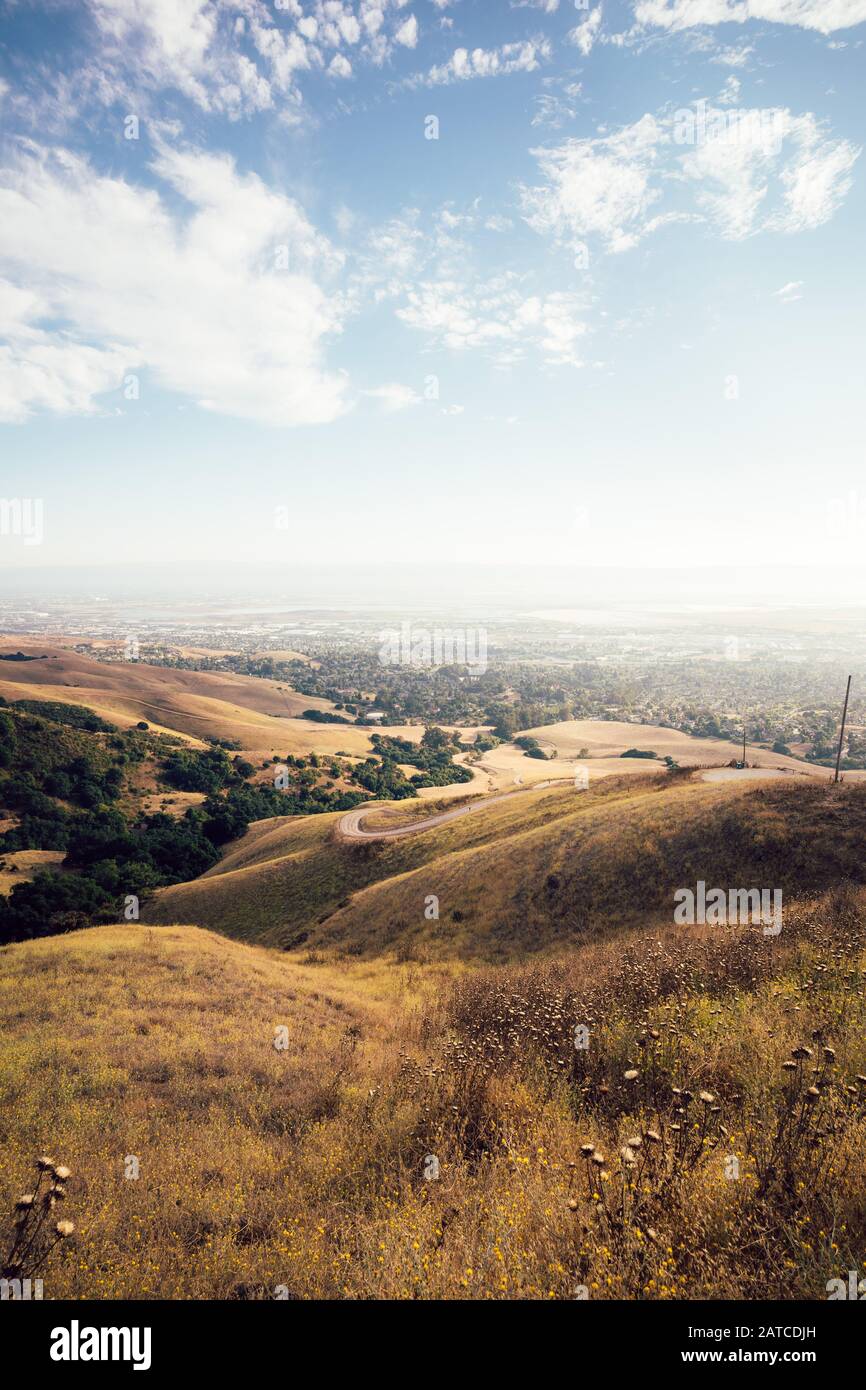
[531,81,583,129]
[522,115,666,252]
[397,277,588,367]
[569,6,603,55]
[0,142,349,425]
[364,382,421,410]
[394,14,419,47]
[406,38,552,86]
[484,214,515,231]
[0,279,130,424]
[774,280,803,301]
[88,0,277,116]
[361,6,385,37]
[353,211,426,301]
[77,1,441,118]
[521,105,859,252]
[90,0,216,80]
[634,0,866,37]
[682,109,859,238]
[710,42,754,65]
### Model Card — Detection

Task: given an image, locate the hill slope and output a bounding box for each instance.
[0,640,359,755]
[0,922,383,1298]
[2,900,865,1300]
[0,640,485,763]
[144,774,866,958]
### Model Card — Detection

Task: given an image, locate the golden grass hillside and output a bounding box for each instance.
[470,717,841,791]
[520,717,841,778]
[0,641,348,755]
[0,849,65,896]
[143,774,671,945]
[2,895,865,1299]
[0,641,487,762]
[145,775,866,959]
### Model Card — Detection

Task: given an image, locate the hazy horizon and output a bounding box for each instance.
[5,560,866,609]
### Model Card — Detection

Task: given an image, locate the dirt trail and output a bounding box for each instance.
[337,779,572,841]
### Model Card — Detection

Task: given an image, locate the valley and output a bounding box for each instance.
[2,615,865,1306]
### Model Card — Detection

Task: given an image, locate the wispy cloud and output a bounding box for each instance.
[76,1,429,118]
[569,6,604,55]
[397,277,589,367]
[634,0,866,38]
[521,105,860,253]
[404,38,552,87]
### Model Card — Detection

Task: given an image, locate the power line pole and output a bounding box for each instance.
[742,725,747,768]
[834,674,852,786]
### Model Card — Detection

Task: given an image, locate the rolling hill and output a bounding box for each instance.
[0,639,338,749]
[144,773,866,959]
[0,640,489,767]
[3,889,865,1300]
[471,717,848,789]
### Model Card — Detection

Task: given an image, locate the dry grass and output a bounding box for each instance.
[0,639,352,754]
[0,850,66,896]
[0,640,486,761]
[306,778,866,960]
[521,717,857,780]
[142,777,866,958]
[2,890,865,1300]
[143,774,662,944]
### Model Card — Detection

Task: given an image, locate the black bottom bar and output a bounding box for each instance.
[4,1298,855,1377]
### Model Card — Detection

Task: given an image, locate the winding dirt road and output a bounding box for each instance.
[337,779,572,841]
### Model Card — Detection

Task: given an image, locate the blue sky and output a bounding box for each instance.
[1,0,865,574]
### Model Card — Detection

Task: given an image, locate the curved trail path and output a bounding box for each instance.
[337,778,574,841]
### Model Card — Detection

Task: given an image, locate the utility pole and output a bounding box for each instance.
[742,726,747,768]
[834,675,852,785]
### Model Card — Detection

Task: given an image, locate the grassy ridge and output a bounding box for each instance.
[2,894,864,1299]
[142,775,667,945]
[146,776,866,958]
